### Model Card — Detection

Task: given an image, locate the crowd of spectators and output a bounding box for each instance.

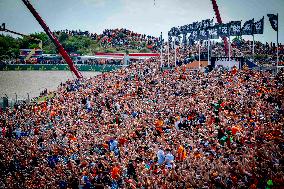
[54,28,160,52]
[159,41,214,67]
[0,57,283,188]
[77,59,123,66]
[99,29,159,52]
[54,29,98,41]
[4,58,123,66]
[209,39,284,66]
[161,38,284,67]
[3,28,284,67]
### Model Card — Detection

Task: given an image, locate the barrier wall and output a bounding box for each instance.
[0,64,122,72]
[215,60,240,69]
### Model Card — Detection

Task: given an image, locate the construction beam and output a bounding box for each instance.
[21,0,83,78]
[211,0,229,56]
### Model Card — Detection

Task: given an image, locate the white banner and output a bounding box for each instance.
[215,60,240,70]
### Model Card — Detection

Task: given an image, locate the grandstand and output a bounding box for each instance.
[0,0,283,188]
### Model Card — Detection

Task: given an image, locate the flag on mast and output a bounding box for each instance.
[160,32,163,67]
[267,13,279,73]
[267,14,278,31]
[242,19,254,35]
[253,17,264,34]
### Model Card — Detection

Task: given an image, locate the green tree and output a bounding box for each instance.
[58,32,69,42]
[0,35,20,60]
[63,41,78,53]
[139,48,151,53]
[0,30,158,61]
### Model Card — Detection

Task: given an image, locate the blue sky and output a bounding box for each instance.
[0,0,283,43]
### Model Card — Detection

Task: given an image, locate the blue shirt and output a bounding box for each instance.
[157,150,165,165]
[165,153,174,168]
[109,140,118,151]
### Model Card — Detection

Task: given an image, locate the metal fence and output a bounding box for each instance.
[1,93,30,110]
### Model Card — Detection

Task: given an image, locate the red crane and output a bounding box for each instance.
[21,0,83,78]
[211,0,229,56]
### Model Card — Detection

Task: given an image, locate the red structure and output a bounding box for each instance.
[211,0,229,56]
[21,0,83,78]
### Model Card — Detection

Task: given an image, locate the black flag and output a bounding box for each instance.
[159,32,163,46]
[180,25,186,34]
[187,24,194,33]
[176,27,181,36]
[191,30,199,41]
[168,32,172,48]
[182,33,187,45]
[253,17,264,34]
[192,22,198,30]
[198,29,208,40]
[185,26,190,34]
[242,19,254,35]
[210,19,214,27]
[196,22,203,30]
[202,19,211,29]
[208,25,219,39]
[218,24,229,37]
[188,35,194,46]
[229,21,242,36]
[171,27,179,36]
[174,36,181,46]
[267,14,278,31]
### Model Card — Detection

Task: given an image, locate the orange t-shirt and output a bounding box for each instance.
[155,120,164,127]
[231,126,239,135]
[50,110,56,117]
[111,166,120,180]
[155,120,164,133]
[177,145,187,161]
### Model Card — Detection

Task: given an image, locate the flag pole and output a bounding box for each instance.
[208,38,210,65]
[160,32,163,68]
[252,34,255,63]
[228,36,231,61]
[174,37,177,67]
[228,22,231,65]
[167,39,170,67]
[199,40,201,69]
[276,13,279,74]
